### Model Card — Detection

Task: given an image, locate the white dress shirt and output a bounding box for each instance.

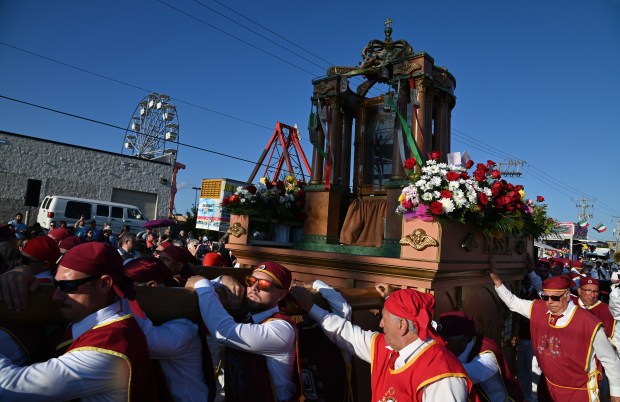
[0,302,130,401]
[194,278,297,401]
[308,304,469,401]
[495,284,620,397]
[122,298,209,402]
[457,337,506,401]
[609,287,620,352]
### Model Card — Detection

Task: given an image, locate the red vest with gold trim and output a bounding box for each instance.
[530,300,602,402]
[224,312,301,402]
[571,294,616,339]
[370,334,473,402]
[587,301,616,339]
[67,314,159,402]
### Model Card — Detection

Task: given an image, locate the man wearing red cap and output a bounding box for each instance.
[18,235,61,282]
[186,261,301,402]
[124,257,213,401]
[437,311,524,402]
[290,285,473,401]
[489,259,620,402]
[572,277,616,339]
[0,242,159,401]
[157,244,195,285]
[572,276,617,401]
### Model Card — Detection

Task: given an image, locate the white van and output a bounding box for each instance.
[37,195,149,234]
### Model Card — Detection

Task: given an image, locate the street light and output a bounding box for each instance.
[192,187,201,214]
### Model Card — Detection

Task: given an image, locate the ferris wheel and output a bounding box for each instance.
[122,93,180,159]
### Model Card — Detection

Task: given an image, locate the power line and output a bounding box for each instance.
[157,0,320,77]
[191,0,328,72]
[0,94,274,169]
[185,0,383,98]
[0,42,274,132]
[210,0,334,67]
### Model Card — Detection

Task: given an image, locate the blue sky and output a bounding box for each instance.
[1,0,619,240]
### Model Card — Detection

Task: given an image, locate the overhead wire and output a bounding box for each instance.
[2,13,617,220]
[157,0,320,77]
[186,0,384,98]
[0,94,277,170]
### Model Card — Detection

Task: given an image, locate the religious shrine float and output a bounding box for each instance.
[222,20,556,401]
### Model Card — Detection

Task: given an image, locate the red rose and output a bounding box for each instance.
[490,181,502,196]
[402,199,413,210]
[536,195,545,202]
[445,171,460,181]
[487,160,496,167]
[276,181,285,190]
[491,170,501,179]
[440,190,453,199]
[265,181,274,190]
[464,160,474,169]
[404,158,417,170]
[245,185,257,194]
[477,192,489,206]
[431,151,441,160]
[476,163,489,173]
[230,194,240,203]
[460,172,469,180]
[222,198,229,206]
[429,201,444,215]
[473,169,486,182]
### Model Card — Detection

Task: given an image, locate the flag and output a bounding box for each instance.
[577,219,589,228]
[593,223,607,233]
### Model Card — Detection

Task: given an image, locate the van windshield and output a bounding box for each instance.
[128,208,145,220]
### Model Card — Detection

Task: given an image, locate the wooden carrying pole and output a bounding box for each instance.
[0,267,384,326]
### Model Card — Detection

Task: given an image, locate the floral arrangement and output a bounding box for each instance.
[396,152,557,238]
[222,175,307,222]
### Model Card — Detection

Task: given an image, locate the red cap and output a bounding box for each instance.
[160,245,194,279]
[22,236,60,264]
[384,289,443,344]
[124,257,178,287]
[542,275,573,291]
[253,261,291,289]
[572,260,584,268]
[437,311,476,337]
[58,236,82,252]
[202,252,226,267]
[60,242,144,318]
[580,276,599,288]
[48,228,72,241]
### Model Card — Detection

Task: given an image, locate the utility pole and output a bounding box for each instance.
[497,159,525,177]
[573,196,594,222]
[192,186,201,216]
[612,216,620,255]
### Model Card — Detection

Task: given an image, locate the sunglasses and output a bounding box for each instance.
[245,275,282,291]
[53,275,100,293]
[540,290,568,301]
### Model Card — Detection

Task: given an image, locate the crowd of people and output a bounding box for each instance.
[0,212,238,276]
[0,210,619,401]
